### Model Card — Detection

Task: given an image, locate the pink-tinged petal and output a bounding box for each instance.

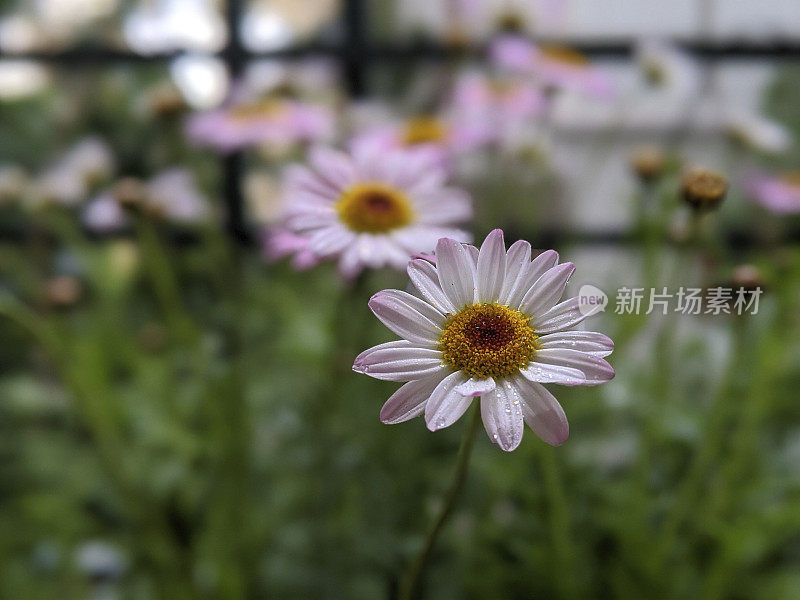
[476,229,507,303]
[537,331,614,357]
[408,259,456,314]
[369,290,444,346]
[455,377,496,397]
[532,349,614,385]
[306,226,353,257]
[519,262,576,318]
[425,371,473,431]
[498,240,531,304]
[284,164,338,198]
[435,238,477,310]
[338,244,363,279]
[380,374,445,424]
[480,380,524,451]
[353,340,445,382]
[414,188,474,224]
[533,297,588,334]
[308,147,357,189]
[519,362,586,386]
[514,376,569,446]
[504,249,560,309]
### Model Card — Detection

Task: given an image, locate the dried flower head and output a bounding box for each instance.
[681,167,728,211]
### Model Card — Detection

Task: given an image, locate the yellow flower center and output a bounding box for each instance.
[439,303,539,380]
[229,99,286,122]
[402,116,449,146]
[780,171,800,189]
[336,183,414,233]
[539,45,589,68]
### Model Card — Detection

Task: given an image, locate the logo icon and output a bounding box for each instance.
[577,284,608,316]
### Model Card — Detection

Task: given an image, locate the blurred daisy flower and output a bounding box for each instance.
[635,39,700,98]
[491,35,614,99]
[269,147,472,278]
[725,110,792,154]
[83,168,209,232]
[747,171,800,214]
[31,137,114,207]
[451,70,547,142]
[186,88,335,153]
[350,112,493,169]
[354,229,614,450]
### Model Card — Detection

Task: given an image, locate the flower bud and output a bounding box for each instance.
[681,167,728,211]
[630,145,666,183]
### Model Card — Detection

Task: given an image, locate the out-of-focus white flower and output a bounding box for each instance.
[124,0,226,54]
[354,229,615,450]
[395,0,564,42]
[747,171,800,214]
[83,168,209,231]
[350,112,493,170]
[35,0,117,31]
[170,54,229,109]
[74,541,127,582]
[0,60,50,99]
[33,138,114,207]
[635,39,700,99]
[491,36,614,99]
[241,4,294,51]
[451,70,546,144]
[83,192,127,232]
[725,110,792,154]
[243,59,341,100]
[186,92,334,152]
[0,15,42,52]
[272,146,473,278]
[146,168,209,222]
[62,137,115,184]
[243,0,339,49]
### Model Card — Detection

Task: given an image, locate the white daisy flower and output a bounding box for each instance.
[354,229,614,450]
[277,147,473,278]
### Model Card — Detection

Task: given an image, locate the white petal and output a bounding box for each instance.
[503,249,559,309]
[476,229,507,303]
[454,377,496,397]
[514,376,569,446]
[435,238,477,310]
[425,371,474,431]
[369,290,444,346]
[537,331,614,357]
[498,240,531,305]
[407,259,456,314]
[532,348,615,385]
[480,380,524,451]
[533,297,588,334]
[309,146,357,189]
[519,262,575,318]
[380,374,445,424]
[353,340,446,381]
[519,362,586,386]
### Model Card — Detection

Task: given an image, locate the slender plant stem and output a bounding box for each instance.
[539,444,580,600]
[399,402,482,600]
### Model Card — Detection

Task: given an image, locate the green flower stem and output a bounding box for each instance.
[134,216,197,346]
[652,317,751,571]
[399,402,482,600]
[539,443,580,600]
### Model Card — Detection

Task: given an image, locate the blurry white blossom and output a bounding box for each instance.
[0,60,50,99]
[170,54,229,109]
[124,0,226,54]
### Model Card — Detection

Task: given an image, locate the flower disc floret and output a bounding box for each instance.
[336,183,414,233]
[402,116,449,146]
[439,303,538,380]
